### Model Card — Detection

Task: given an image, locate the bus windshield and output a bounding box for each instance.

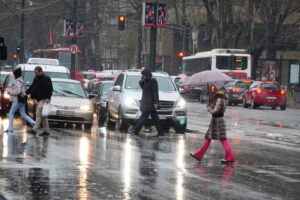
[59,52,71,69]
[216,56,248,70]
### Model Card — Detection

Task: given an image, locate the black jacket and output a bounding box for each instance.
[140,69,159,112]
[26,74,53,101]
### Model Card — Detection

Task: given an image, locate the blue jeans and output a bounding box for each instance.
[134,110,162,135]
[8,102,36,131]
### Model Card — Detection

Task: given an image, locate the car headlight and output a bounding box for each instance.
[3,91,10,99]
[124,96,139,107]
[80,104,93,111]
[176,98,186,108]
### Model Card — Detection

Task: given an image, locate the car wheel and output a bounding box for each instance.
[251,98,257,109]
[117,108,129,132]
[104,107,115,129]
[243,97,248,108]
[280,105,286,110]
[176,123,187,134]
[271,105,277,110]
[84,123,92,130]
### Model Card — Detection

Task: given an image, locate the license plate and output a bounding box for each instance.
[158,115,166,120]
[147,115,166,120]
[56,110,75,116]
[266,96,276,100]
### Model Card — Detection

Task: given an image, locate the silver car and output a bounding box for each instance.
[28,78,94,128]
[105,71,187,133]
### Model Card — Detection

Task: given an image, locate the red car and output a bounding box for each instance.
[0,72,14,115]
[243,81,287,110]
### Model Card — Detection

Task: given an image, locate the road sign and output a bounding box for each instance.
[70,44,79,54]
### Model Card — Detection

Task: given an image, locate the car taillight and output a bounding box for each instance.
[232,88,240,92]
[257,89,261,94]
[95,78,101,82]
[183,85,189,90]
[281,90,285,95]
[112,78,116,81]
[211,85,216,93]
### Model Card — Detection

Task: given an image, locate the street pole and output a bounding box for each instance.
[70,0,77,79]
[149,3,157,72]
[20,0,25,63]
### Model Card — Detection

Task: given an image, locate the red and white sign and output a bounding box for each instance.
[70,44,79,54]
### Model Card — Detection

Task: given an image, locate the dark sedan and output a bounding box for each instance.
[88,81,115,126]
[225,80,253,106]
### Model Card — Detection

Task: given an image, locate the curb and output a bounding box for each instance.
[186,128,205,134]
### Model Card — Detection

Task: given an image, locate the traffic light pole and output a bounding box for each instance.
[19,0,25,63]
[70,0,77,79]
[149,3,158,72]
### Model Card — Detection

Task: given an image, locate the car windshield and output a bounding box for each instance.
[236,82,252,89]
[102,83,114,95]
[0,73,8,85]
[84,73,95,80]
[125,75,176,91]
[261,83,280,89]
[23,71,69,85]
[52,81,86,98]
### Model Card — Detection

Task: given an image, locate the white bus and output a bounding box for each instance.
[182,49,251,80]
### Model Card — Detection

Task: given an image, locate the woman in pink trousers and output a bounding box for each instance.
[190,82,235,164]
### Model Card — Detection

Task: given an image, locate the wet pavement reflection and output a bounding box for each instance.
[0,115,299,199]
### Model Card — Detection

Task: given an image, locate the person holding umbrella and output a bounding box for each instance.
[190,82,235,164]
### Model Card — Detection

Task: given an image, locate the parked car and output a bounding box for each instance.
[243,81,287,110]
[27,78,94,128]
[225,80,253,106]
[0,64,70,115]
[87,73,116,93]
[105,71,187,133]
[88,81,115,126]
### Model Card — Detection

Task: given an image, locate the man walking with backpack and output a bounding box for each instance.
[5,68,35,133]
[26,66,53,136]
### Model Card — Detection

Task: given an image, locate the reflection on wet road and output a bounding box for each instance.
[0,111,299,199]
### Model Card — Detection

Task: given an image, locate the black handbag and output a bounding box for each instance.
[18,94,27,103]
[18,82,28,103]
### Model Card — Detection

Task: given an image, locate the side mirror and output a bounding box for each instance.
[113,85,121,92]
[179,88,185,94]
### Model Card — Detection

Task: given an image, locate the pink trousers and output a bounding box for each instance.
[194,138,235,161]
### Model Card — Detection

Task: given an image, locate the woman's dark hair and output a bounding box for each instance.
[13,68,22,79]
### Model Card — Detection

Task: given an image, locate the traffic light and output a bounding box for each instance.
[64,19,74,37]
[178,51,184,58]
[16,46,20,57]
[76,21,84,37]
[13,54,18,59]
[0,37,7,60]
[118,15,126,31]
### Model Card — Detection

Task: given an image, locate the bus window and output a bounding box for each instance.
[216,56,248,70]
[59,52,71,69]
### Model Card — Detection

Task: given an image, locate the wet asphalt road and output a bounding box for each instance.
[0,102,299,200]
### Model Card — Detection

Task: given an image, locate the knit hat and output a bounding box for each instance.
[13,68,22,79]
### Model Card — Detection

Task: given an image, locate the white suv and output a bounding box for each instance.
[105,70,187,133]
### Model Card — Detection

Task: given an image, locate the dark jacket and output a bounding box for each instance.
[26,74,53,101]
[205,90,228,140]
[140,69,159,112]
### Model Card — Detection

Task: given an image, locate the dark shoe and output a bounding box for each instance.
[128,128,138,136]
[4,129,13,133]
[221,159,235,164]
[39,132,50,136]
[190,152,201,162]
[27,129,37,136]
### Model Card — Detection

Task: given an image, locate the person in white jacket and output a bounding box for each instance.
[5,68,35,133]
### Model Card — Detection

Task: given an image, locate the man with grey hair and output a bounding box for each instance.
[26,66,53,136]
